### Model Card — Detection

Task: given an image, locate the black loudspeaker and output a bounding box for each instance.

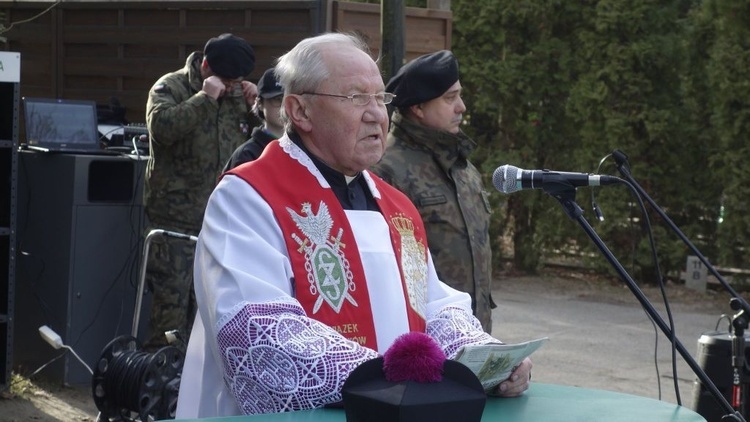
[14,152,150,385]
[692,330,750,421]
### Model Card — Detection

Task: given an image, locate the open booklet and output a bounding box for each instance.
[453,337,549,392]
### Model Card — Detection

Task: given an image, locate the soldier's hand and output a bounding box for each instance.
[202,76,226,100]
[241,81,259,106]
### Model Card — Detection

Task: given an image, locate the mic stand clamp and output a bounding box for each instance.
[546,184,744,422]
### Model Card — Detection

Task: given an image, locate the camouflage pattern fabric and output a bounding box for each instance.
[371,111,495,332]
[143,51,250,349]
[143,229,197,350]
[145,51,250,231]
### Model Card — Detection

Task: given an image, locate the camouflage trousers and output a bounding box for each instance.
[143,232,197,351]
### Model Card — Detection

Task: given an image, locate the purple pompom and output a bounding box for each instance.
[382,332,446,383]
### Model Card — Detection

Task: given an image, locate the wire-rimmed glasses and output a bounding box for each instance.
[302,92,395,106]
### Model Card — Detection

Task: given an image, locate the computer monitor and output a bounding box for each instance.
[22,97,100,152]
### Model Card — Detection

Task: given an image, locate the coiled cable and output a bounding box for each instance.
[92,335,183,421]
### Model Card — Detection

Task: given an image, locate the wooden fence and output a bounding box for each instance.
[0,0,451,125]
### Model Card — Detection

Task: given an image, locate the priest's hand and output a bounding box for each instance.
[491,357,532,397]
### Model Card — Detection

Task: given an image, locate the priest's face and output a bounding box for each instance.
[294,44,389,176]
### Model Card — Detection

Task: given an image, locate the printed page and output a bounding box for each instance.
[454,337,549,392]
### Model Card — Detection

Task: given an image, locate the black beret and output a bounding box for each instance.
[386,50,459,108]
[203,33,256,79]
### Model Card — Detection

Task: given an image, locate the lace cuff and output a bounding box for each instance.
[426,305,499,359]
[216,299,379,414]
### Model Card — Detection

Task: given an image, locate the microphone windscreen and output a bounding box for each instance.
[492,165,519,194]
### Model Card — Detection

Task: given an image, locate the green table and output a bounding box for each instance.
[175,383,707,421]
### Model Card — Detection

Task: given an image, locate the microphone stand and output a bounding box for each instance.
[543,183,744,421]
[731,298,748,416]
[612,149,750,415]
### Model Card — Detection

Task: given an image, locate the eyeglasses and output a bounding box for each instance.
[302,92,396,106]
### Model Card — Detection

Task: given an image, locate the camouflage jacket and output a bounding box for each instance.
[145,51,250,233]
[371,111,495,331]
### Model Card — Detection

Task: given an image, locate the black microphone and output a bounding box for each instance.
[492,164,620,194]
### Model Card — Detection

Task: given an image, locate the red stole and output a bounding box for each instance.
[228,140,427,350]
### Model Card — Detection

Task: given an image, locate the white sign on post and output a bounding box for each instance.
[0,51,21,83]
[685,255,707,292]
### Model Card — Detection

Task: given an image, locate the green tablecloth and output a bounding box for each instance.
[173,383,707,421]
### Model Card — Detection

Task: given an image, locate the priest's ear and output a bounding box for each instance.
[285,94,312,132]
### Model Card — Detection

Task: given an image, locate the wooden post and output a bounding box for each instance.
[380,0,405,83]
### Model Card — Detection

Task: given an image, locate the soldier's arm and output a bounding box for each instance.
[146,81,219,146]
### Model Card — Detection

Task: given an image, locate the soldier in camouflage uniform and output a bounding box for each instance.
[143,33,257,350]
[371,50,495,332]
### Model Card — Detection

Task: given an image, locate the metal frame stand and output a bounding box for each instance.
[131,229,198,338]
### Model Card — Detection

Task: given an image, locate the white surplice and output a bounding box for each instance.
[175,137,498,418]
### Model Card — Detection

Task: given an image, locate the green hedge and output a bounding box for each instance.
[451,0,750,281]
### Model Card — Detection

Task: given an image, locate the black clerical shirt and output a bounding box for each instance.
[289,132,380,212]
